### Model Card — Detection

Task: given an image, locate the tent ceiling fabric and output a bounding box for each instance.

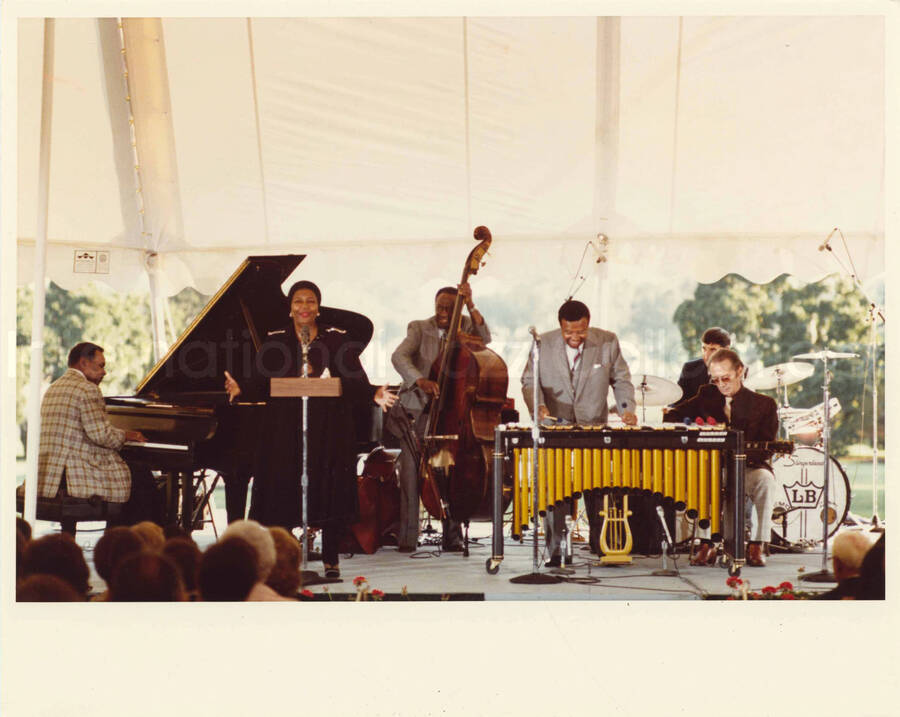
[16,16,885,296]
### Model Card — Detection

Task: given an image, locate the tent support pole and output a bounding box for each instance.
[23,19,56,527]
[594,17,620,330]
[145,252,168,362]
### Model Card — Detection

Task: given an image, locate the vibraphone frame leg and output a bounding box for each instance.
[486,426,505,575]
[729,435,746,576]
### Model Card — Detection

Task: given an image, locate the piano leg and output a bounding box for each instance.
[162,472,178,528]
[180,471,193,533]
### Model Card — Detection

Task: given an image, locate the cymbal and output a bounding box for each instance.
[632,374,682,406]
[745,362,814,391]
[792,350,859,361]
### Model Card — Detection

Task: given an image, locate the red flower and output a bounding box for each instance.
[300,589,314,598]
[780,592,796,600]
[761,585,777,594]
[726,576,743,588]
[779,581,794,591]
[371,589,384,598]
[353,576,367,587]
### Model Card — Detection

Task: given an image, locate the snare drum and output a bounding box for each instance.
[770,446,850,546]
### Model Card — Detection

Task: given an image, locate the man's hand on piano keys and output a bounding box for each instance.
[224,371,242,403]
[124,430,147,442]
[622,410,638,426]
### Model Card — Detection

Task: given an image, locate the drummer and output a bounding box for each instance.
[674,327,731,402]
[664,348,778,567]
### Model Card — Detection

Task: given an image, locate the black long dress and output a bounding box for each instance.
[244,323,376,531]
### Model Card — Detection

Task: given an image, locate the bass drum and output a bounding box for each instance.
[770,447,850,547]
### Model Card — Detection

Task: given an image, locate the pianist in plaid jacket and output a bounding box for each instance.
[37,343,159,521]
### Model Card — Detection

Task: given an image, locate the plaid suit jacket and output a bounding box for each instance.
[37,368,131,501]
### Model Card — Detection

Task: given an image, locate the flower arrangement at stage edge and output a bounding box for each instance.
[725,578,814,600]
[295,577,387,601]
[351,576,387,601]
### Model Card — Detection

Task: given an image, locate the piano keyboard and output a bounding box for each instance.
[124,441,189,451]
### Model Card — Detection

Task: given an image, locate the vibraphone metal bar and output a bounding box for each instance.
[487,425,746,575]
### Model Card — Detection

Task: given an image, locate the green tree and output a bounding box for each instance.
[672,274,884,455]
[16,283,209,457]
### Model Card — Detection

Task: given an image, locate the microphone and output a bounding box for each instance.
[528,326,541,345]
[655,505,674,548]
[300,326,311,377]
[818,227,838,252]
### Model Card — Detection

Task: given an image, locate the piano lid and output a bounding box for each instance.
[135,254,304,401]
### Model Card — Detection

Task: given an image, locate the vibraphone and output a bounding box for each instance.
[486,424,747,575]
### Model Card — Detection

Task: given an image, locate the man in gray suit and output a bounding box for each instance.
[388,283,492,552]
[521,300,637,566]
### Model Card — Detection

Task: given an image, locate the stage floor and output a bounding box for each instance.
[36,517,840,601]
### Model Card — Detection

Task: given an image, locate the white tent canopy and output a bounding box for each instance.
[16,15,885,298]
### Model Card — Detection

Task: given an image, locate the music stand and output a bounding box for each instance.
[271,376,342,585]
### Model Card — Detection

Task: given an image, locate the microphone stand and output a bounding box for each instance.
[820,229,884,530]
[511,328,561,584]
[866,305,884,530]
[298,329,319,583]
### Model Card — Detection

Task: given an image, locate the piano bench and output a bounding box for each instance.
[16,485,125,537]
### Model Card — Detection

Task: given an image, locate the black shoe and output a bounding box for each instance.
[442,543,463,553]
[323,564,340,578]
[544,555,561,568]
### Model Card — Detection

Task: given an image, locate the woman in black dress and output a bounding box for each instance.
[224,280,395,577]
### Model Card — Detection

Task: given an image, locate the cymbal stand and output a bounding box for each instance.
[774,374,791,441]
[800,354,835,583]
[638,376,649,424]
[510,330,561,584]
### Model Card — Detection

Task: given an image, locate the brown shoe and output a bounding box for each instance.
[690,542,712,566]
[747,542,766,567]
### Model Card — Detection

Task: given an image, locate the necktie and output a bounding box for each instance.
[724,396,732,422]
[571,347,582,381]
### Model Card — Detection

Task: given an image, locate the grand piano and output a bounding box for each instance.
[105,254,378,532]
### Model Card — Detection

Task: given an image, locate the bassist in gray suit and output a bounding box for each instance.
[388,283,492,552]
[521,300,637,566]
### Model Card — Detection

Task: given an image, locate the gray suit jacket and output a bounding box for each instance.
[521,327,635,424]
[391,315,492,415]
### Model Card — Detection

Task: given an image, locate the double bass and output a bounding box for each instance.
[418,226,510,549]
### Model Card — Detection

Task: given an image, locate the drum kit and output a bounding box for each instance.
[632,349,858,551]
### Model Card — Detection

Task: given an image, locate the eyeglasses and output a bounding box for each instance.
[709,374,736,386]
